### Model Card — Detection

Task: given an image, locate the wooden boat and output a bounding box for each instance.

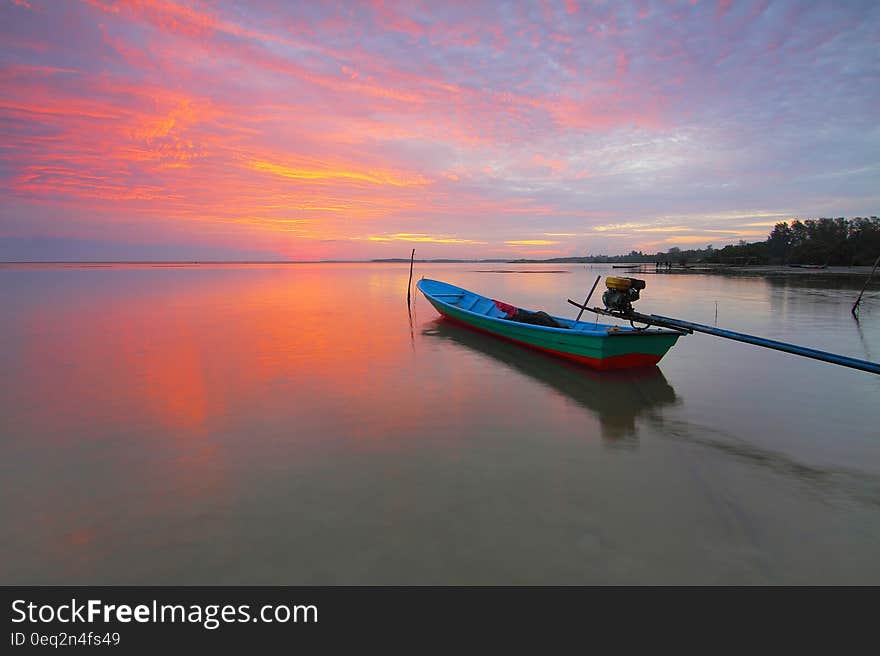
[417,278,683,370]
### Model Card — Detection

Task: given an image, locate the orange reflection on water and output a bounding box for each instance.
[8,265,445,579]
[15,265,435,447]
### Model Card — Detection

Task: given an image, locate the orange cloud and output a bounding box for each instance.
[247,158,428,187]
[366,233,487,244]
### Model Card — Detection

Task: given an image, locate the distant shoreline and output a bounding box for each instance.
[0,258,880,281]
[0,262,876,280]
[623,263,878,276]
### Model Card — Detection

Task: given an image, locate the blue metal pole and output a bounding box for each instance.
[647,314,880,375]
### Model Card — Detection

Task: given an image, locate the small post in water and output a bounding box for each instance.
[407,248,415,307]
[852,254,880,318]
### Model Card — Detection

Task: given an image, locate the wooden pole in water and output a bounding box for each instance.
[575,275,601,322]
[407,248,415,307]
[852,254,880,317]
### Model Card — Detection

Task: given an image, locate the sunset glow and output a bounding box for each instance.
[1,0,878,260]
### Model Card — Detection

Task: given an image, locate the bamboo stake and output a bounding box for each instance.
[852,254,880,317]
[406,248,415,306]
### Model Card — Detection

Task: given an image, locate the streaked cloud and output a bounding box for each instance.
[365,233,486,245]
[246,159,427,187]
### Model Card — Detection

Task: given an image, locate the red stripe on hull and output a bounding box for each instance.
[438,312,663,370]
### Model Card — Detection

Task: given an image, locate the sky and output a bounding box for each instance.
[1,0,878,261]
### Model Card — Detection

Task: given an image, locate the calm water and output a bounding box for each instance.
[1,262,878,584]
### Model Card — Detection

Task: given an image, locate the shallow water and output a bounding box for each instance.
[1,262,878,584]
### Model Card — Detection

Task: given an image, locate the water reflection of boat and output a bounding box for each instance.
[422,319,679,440]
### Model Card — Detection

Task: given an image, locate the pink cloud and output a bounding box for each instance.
[616,51,630,75]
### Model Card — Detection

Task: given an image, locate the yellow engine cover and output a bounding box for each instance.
[605,276,633,291]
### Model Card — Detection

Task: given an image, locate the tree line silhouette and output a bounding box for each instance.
[574,216,879,266]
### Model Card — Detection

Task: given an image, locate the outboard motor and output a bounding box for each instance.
[602,277,646,314]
